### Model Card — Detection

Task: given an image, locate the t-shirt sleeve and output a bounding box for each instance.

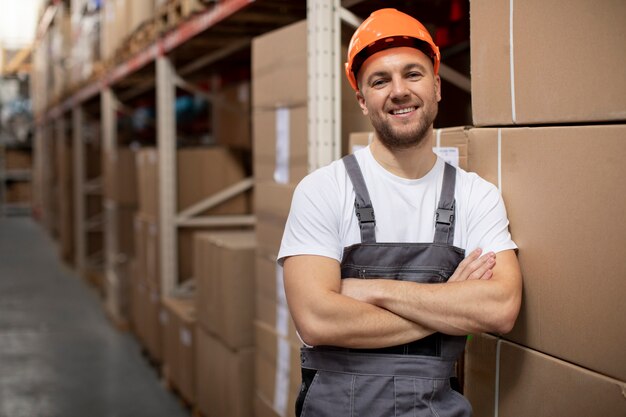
[463,175,518,255]
[277,170,343,266]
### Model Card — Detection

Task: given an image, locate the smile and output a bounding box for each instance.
[390,106,417,115]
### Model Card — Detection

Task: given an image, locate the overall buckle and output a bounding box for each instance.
[356,206,375,223]
[436,208,454,225]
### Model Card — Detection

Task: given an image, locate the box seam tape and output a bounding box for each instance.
[509,0,517,124]
[497,128,502,193]
[494,337,502,417]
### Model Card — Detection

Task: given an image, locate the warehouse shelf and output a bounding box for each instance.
[32,0,472,311]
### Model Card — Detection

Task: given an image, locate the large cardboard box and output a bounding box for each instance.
[255,253,301,346]
[161,296,196,404]
[194,230,256,349]
[347,127,470,170]
[177,147,249,215]
[470,0,626,126]
[465,333,626,417]
[252,21,308,109]
[103,148,138,207]
[214,80,252,151]
[254,182,296,257]
[5,149,32,171]
[468,125,626,381]
[195,327,254,417]
[253,106,309,185]
[254,321,301,417]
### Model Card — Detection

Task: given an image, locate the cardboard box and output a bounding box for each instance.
[470,0,626,125]
[136,148,159,217]
[347,127,469,170]
[214,80,252,151]
[465,333,626,417]
[468,125,626,381]
[144,283,163,363]
[103,148,138,207]
[5,149,32,171]
[104,202,136,266]
[177,147,249,216]
[194,230,256,349]
[253,106,309,185]
[195,327,254,417]
[161,296,196,404]
[254,182,296,256]
[5,182,32,203]
[252,20,308,109]
[255,253,301,346]
[254,321,301,417]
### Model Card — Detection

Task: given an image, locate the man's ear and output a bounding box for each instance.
[356,90,368,115]
[435,74,442,103]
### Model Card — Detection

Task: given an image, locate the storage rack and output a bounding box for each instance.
[34,0,471,295]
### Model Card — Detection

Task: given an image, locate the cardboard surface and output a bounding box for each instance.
[5,149,32,171]
[214,80,252,151]
[103,148,138,207]
[136,148,159,218]
[255,253,301,346]
[254,321,302,417]
[195,327,254,417]
[465,334,626,417]
[194,230,256,349]
[468,125,626,381]
[252,20,308,109]
[161,296,196,404]
[471,0,626,125]
[254,182,296,257]
[253,106,309,185]
[176,147,249,215]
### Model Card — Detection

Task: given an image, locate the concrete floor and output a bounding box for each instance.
[0,217,190,417]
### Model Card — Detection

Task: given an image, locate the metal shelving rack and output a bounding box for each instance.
[34,0,471,295]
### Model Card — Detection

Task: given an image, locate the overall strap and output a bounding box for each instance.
[342,154,376,243]
[434,163,457,245]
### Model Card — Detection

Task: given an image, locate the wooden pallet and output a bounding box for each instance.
[155,0,215,34]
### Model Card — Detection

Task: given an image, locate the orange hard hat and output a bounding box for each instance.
[345,8,441,91]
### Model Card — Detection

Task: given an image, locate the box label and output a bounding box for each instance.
[274,107,290,184]
[433,147,460,167]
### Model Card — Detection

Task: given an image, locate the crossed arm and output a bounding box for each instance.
[283,249,522,348]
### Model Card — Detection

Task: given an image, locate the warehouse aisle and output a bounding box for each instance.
[0,218,189,417]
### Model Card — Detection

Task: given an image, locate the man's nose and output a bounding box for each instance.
[389,77,410,99]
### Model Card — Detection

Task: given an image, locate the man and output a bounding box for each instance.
[278,8,522,417]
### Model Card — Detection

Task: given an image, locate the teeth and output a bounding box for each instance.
[392,107,416,115]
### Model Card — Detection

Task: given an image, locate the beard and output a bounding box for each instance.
[370,101,438,151]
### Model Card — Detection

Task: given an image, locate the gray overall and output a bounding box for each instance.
[295,154,472,417]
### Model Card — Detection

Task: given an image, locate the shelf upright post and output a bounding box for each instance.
[156,55,178,296]
[73,105,86,275]
[101,88,118,282]
[307,0,342,171]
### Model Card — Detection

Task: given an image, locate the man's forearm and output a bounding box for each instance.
[341,251,522,335]
[292,289,435,348]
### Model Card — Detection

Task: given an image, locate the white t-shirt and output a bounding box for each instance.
[278,146,516,265]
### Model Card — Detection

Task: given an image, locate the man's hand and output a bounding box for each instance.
[448,248,495,282]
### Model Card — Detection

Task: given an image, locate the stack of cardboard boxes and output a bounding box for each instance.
[251,20,373,417]
[103,147,138,325]
[464,1,626,415]
[131,145,250,364]
[194,230,256,417]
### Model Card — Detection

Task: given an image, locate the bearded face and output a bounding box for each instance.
[356,47,441,151]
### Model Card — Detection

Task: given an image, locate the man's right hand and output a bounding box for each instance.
[448,248,496,282]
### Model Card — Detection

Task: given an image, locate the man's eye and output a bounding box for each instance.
[371,79,387,87]
[407,72,423,79]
